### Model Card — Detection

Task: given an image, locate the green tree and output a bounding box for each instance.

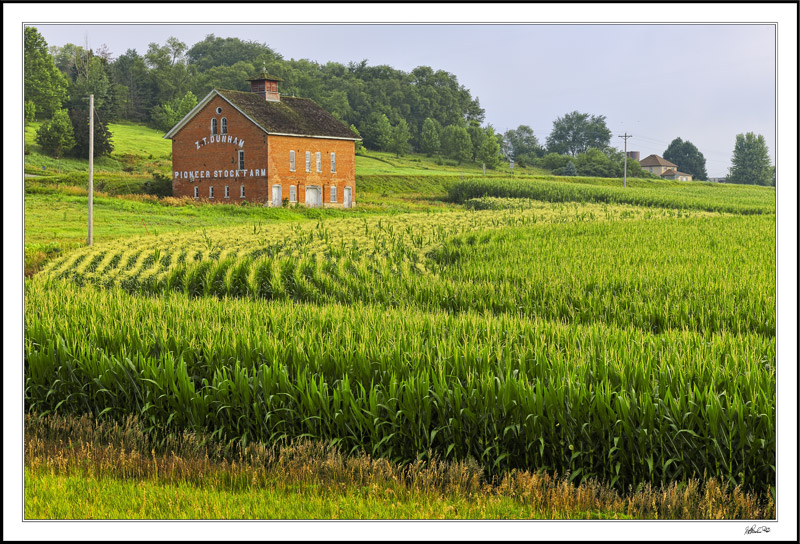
[563,160,577,176]
[186,34,282,72]
[535,152,572,171]
[573,148,618,177]
[663,137,708,180]
[35,109,75,157]
[728,132,773,186]
[193,61,255,96]
[361,112,392,151]
[145,37,195,105]
[390,118,412,157]
[66,53,112,112]
[476,127,502,169]
[440,125,472,164]
[350,124,364,153]
[546,111,611,156]
[25,101,36,124]
[150,91,198,132]
[24,26,69,119]
[68,107,114,158]
[505,125,543,166]
[420,117,441,156]
[111,49,155,122]
[467,123,487,162]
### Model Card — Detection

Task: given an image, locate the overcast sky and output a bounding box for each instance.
[34,23,776,178]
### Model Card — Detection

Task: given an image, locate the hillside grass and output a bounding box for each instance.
[355,149,548,177]
[25,120,550,179]
[24,121,171,176]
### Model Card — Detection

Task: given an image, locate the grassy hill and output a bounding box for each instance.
[355,149,548,177]
[25,121,172,176]
[25,121,548,179]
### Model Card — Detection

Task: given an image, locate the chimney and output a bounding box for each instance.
[247,65,282,102]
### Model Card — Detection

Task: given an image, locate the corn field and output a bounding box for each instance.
[449,177,775,215]
[25,197,776,495]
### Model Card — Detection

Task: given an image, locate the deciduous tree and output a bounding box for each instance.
[150,91,198,132]
[505,125,543,166]
[663,137,708,180]
[35,109,75,157]
[440,125,472,164]
[477,126,502,169]
[546,111,611,156]
[350,124,364,153]
[420,117,440,156]
[361,112,392,151]
[24,27,69,119]
[390,118,412,157]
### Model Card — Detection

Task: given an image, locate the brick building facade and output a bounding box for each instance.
[164,73,360,207]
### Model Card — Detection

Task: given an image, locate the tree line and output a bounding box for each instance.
[24,27,775,185]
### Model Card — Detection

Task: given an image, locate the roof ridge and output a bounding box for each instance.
[215,89,360,141]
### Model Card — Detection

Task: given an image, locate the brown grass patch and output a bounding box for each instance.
[24,413,774,520]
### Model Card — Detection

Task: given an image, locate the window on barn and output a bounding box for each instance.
[330,186,337,203]
[209,186,214,199]
[316,152,321,173]
[225,185,230,199]
[290,185,297,202]
[194,186,199,199]
[240,184,245,198]
[290,150,295,171]
[305,151,311,172]
[221,118,227,134]
[216,107,222,114]
[331,152,336,173]
[211,118,218,135]
[238,150,245,170]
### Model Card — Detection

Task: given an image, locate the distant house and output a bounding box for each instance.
[660,169,693,182]
[639,154,693,181]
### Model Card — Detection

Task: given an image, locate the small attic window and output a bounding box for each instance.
[216,107,222,114]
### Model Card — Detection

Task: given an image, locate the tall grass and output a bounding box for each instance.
[25,273,775,494]
[24,413,774,520]
[42,211,775,337]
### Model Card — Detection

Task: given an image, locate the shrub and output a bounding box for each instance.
[35,109,75,158]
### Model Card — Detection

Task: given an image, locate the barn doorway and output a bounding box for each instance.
[305,185,322,208]
[343,186,352,208]
[272,185,282,207]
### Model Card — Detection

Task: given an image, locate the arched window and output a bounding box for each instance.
[221,118,227,134]
[211,118,218,135]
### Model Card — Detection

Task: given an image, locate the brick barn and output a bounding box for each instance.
[164,72,361,207]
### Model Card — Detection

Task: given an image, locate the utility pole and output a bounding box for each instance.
[619,132,632,188]
[88,94,94,245]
